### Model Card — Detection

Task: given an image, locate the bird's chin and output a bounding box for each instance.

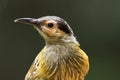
[33,26,47,39]
[34,26,42,33]
[33,25,41,29]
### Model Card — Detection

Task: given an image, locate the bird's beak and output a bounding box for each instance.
[14,18,39,26]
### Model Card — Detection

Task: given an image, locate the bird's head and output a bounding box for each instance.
[15,16,79,45]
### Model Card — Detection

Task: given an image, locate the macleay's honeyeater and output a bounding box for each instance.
[15,16,89,80]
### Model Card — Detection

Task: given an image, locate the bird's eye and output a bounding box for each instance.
[47,23,54,28]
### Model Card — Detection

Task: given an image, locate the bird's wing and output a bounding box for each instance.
[25,49,44,80]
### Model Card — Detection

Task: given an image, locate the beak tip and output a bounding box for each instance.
[14,19,18,22]
[14,18,38,25]
[14,18,30,23]
[14,18,22,23]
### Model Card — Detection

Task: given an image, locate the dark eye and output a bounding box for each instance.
[47,23,54,28]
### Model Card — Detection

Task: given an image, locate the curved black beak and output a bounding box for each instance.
[14,18,39,25]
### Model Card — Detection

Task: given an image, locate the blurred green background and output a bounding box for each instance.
[0,0,120,80]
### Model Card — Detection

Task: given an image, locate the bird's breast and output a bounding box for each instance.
[38,43,89,80]
[26,43,89,80]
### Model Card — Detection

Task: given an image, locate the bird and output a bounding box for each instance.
[14,16,89,80]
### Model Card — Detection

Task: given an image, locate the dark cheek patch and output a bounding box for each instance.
[57,22,72,34]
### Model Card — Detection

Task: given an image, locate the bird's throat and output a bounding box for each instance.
[37,43,89,80]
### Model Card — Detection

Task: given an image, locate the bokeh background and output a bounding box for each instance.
[0,0,120,80]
